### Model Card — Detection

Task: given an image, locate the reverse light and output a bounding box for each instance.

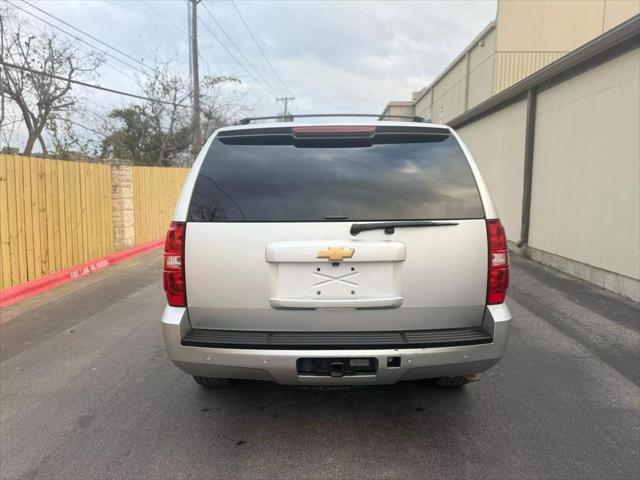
[163,221,186,307]
[486,219,509,305]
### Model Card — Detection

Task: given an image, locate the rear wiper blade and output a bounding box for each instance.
[350,221,459,236]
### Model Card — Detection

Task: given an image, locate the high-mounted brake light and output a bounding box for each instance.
[163,221,186,307]
[486,219,509,305]
[292,126,376,135]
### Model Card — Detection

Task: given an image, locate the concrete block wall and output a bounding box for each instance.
[110,165,136,251]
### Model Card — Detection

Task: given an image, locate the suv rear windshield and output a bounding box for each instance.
[188,128,484,222]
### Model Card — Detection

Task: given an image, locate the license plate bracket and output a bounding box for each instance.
[296,357,378,376]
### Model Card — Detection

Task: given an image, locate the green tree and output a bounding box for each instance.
[100,106,164,165]
[101,59,248,166]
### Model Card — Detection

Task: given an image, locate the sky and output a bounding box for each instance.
[2,0,497,149]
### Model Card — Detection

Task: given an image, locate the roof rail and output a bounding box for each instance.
[235,113,425,125]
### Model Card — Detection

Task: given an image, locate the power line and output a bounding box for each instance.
[98,58,139,83]
[0,117,23,129]
[229,0,294,97]
[140,0,205,63]
[66,118,108,138]
[196,18,273,95]
[16,0,154,72]
[141,0,219,95]
[1,61,191,108]
[196,4,279,98]
[276,96,294,120]
[200,1,279,96]
[6,0,147,77]
[141,0,185,35]
[8,9,139,83]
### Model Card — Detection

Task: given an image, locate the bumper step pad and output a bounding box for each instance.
[181,327,492,350]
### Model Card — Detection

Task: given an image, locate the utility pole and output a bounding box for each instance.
[187,1,192,103]
[276,96,295,121]
[188,0,202,151]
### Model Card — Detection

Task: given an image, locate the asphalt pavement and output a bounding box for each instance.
[1,250,638,479]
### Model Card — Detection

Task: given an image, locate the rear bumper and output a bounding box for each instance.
[161,304,511,385]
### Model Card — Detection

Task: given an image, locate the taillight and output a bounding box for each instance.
[163,221,186,307]
[486,219,509,305]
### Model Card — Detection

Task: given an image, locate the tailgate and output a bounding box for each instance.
[185,220,487,331]
[182,125,488,332]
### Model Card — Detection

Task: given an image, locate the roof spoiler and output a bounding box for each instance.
[235,113,426,125]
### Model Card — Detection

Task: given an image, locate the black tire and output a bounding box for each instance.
[435,376,469,387]
[192,375,231,388]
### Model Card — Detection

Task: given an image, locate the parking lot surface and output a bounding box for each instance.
[1,250,638,479]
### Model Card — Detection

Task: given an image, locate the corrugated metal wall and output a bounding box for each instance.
[493,51,566,93]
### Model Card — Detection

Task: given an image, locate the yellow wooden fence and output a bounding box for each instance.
[0,156,190,291]
[132,166,189,245]
[0,155,113,290]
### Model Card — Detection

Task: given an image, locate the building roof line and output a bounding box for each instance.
[383,101,414,107]
[448,14,640,129]
[411,21,496,106]
[380,100,416,115]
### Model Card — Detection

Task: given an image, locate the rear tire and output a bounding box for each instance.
[192,375,231,388]
[435,376,469,387]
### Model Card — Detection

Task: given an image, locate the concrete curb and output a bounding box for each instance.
[0,239,164,308]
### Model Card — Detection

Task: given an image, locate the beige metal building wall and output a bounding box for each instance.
[456,100,527,241]
[382,6,640,300]
[383,102,415,119]
[528,48,640,299]
[496,0,640,52]
[411,24,497,123]
[468,28,497,108]
[413,87,432,120]
[493,52,565,93]
[382,0,639,121]
[493,0,639,92]
[430,57,467,123]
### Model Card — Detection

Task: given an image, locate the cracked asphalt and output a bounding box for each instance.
[1,250,638,479]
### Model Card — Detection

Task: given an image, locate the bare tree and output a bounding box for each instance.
[200,74,248,138]
[102,58,249,166]
[140,59,192,164]
[48,111,104,161]
[140,59,249,161]
[1,18,103,155]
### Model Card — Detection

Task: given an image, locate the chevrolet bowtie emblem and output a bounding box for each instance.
[317,246,355,262]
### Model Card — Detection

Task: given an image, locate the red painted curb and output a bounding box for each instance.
[0,239,164,308]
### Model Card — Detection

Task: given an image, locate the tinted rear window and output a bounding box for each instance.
[188,130,484,222]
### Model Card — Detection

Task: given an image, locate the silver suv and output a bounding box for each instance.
[161,119,511,388]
